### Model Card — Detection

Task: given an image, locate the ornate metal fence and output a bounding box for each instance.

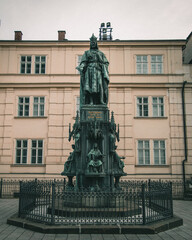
[18,180,173,225]
[0,178,184,199]
[0,178,20,198]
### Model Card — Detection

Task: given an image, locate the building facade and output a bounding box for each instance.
[0,31,191,181]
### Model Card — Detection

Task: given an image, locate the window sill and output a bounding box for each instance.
[135,165,169,168]
[11,164,46,167]
[14,116,47,119]
[134,117,168,119]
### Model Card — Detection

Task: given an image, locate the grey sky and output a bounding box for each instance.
[0,0,191,41]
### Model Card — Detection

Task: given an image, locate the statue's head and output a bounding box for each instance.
[93,143,98,149]
[90,34,98,50]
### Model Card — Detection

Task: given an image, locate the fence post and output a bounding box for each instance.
[63,178,66,191]
[170,182,173,217]
[51,182,55,224]
[142,183,146,225]
[18,181,22,217]
[0,178,3,198]
[148,179,151,208]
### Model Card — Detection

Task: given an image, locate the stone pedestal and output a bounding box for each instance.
[62,104,126,191]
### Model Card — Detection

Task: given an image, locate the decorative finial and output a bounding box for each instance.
[90,34,97,42]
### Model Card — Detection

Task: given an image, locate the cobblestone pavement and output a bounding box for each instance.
[0,199,192,240]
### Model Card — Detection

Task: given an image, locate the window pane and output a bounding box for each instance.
[23,140,27,148]
[40,97,44,103]
[38,140,43,147]
[154,149,159,164]
[32,140,36,148]
[35,64,40,74]
[35,56,40,62]
[33,105,38,116]
[16,140,21,148]
[143,105,148,116]
[34,97,38,103]
[21,56,26,61]
[40,105,44,116]
[41,56,46,62]
[153,105,158,116]
[161,150,166,164]
[160,141,165,148]
[143,98,148,103]
[25,97,29,103]
[145,141,149,148]
[27,56,31,62]
[20,64,25,73]
[41,63,45,71]
[138,150,143,164]
[27,64,31,74]
[145,150,150,164]
[24,105,29,116]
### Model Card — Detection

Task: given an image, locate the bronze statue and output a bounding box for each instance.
[76,34,109,106]
[61,145,76,175]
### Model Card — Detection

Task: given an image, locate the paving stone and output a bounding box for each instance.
[1,199,192,239]
[91,234,103,240]
[17,230,34,240]
[114,234,127,240]
[79,234,91,240]
[67,234,79,240]
[29,232,45,240]
[124,234,139,240]
[55,233,68,240]
[102,234,115,240]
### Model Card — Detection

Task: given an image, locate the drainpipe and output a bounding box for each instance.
[182,81,188,196]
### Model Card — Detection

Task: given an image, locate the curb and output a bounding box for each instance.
[7,214,183,234]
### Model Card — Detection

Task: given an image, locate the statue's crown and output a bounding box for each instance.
[90,34,97,42]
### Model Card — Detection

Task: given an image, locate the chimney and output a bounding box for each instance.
[15,31,23,41]
[58,31,66,41]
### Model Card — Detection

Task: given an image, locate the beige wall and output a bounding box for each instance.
[0,39,191,180]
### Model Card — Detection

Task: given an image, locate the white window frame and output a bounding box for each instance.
[137,140,150,165]
[18,97,30,117]
[76,55,82,74]
[31,139,43,164]
[151,55,163,74]
[33,97,45,117]
[152,97,164,117]
[137,97,149,117]
[153,140,166,165]
[136,55,148,74]
[35,56,46,74]
[15,139,28,164]
[20,56,32,74]
[76,96,80,112]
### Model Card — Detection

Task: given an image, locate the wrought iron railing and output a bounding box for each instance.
[0,178,185,199]
[18,179,173,225]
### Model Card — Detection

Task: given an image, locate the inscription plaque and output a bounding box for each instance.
[87,111,103,120]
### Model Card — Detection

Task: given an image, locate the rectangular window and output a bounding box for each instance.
[76,96,80,112]
[76,55,82,74]
[33,97,45,116]
[18,97,30,117]
[137,97,148,117]
[152,97,164,117]
[15,140,28,164]
[35,56,46,74]
[138,140,150,165]
[31,140,43,164]
[154,140,166,165]
[136,55,148,74]
[151,55,163,74]
[20,56,31,74]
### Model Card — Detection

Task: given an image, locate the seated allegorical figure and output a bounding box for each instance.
[87,143,103,173]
